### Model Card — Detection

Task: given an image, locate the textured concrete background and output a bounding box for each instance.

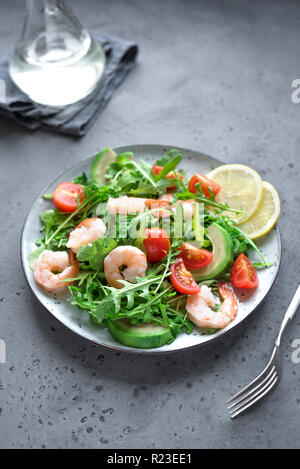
[0,0,299,449]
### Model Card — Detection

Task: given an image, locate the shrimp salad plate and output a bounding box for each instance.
[21,145,281,353]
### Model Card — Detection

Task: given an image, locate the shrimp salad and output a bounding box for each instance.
[30,147,274,349]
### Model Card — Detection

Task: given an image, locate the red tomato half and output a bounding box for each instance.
[179,242,213,269]
[170,258,200,295]
[188,173,221,198]
[143,228,170,263]
[151,165,183,190]
[151,165,163,176]
[166,170,183,189]
[53,182,85,213]
[230,254,258,289]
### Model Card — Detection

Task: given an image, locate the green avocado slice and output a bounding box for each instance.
[107,319,173,349]
[90,147,117,185]
[191,223,233,281]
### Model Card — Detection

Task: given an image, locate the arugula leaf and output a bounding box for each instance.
[227,224,267,264]
[105,276,162,315]
[40,209,56,227]
[77,238,117,270]
[127,178,171,197]
[29,246,45,270]
[39,210,72,246]
[156,149,181,166]
[174,190,243,214]
[95,296,114,323]
[153,155,182,182]
[73,172,89,185]
[105,152,134,180]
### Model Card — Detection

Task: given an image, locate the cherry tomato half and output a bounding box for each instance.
[53,182,85,213]
[170,258,200,295]
[151,165,183,190]
[143,228,170,263]
[179,242,213,269]
[188,173,221,198]
[230,253,258,289]
[151,165,163,176]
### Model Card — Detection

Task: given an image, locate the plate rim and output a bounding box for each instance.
[20,144,282,354]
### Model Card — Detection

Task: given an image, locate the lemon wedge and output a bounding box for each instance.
[238,181,280,239]
[206,164,263,224]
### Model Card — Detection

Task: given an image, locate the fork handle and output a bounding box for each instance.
[275,284,300,346]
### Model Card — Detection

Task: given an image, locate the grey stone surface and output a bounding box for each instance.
[0,0,299,449]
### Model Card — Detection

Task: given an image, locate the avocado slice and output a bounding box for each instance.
[107,319,173,349]
[190,223,233,281]
[90,147,117,186]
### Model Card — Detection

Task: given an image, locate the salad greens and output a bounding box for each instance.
[31,148,271,346]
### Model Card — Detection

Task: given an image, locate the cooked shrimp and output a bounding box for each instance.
[34,250,79,292]
[198,284,218,306]
[104,245,147,289]
[186,282,238,329]
[172,199,196,221]
[154,194,197,220]
[158,194,173,203]
[108,195,172,217]
[66,217,106,253]
[148,194,172,218]
[108,196,147,215]
[108,195,196,221]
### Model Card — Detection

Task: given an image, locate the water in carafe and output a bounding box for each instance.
[9,0,105,106]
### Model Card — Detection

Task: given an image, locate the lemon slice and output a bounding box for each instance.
[206,164,263,224]
[238,181,280,239]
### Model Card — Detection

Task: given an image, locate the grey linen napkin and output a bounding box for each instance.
[0,34,138,137]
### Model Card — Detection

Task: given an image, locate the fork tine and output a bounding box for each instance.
[227,366,276,410]
[227,285,300,418]
[228,368,277,413]
[226,364,271,404]
[226,346,277,404]
[230,374,279,419]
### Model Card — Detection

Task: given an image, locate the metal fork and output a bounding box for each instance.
[227,284,300,419]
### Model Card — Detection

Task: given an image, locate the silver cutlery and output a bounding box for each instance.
[227,284,300,419]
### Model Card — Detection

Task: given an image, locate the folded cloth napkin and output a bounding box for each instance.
[0,34,138,137]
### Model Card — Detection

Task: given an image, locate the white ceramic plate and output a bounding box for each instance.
[21,145,281,353]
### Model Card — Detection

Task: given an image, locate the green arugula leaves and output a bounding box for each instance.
[77,238,117,271]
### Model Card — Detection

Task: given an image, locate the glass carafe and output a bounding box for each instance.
[9,0,106,106]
